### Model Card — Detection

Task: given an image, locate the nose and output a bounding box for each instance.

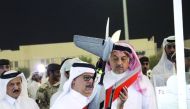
[117,59,122,65]
[13,84,19,90]
[88,77,94,83]
[170,47,175,52]
[143,65,147,68]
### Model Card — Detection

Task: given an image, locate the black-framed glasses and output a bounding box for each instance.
[83,75,94,81]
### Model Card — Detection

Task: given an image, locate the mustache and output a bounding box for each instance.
[143,67,147,70]
[86,84,94,88]
[169,52,175,56]
[116,65,123,68]
[13,89,20,93]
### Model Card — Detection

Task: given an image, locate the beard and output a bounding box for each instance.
[167,52,176,63]
[142,68,147,75]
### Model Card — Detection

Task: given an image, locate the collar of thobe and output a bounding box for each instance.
[110,71,127,81]
[104,70,127,89]
[70,89,89,103]
[165,59,175,70]
[5,94,18,105]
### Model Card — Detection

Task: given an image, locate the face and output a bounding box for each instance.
[109,50,130,74]
[32,74,41,83]
[49,70,61,82]
[64,71,70,79]
[185,58,190,72]
[141,61,149,75]
[7,77,22,99]
[72,72,94,97]
[165,43,175,62]
[0,65,11,75]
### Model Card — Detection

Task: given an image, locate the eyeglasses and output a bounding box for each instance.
[83,75,94,81]
[166,44,175,49]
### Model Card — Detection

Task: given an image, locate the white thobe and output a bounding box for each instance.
[0,95,39,109]
[103,71,157,109]
[27,80,41,100]
[157,75,190,109]
[50,89,89,109]
[152,60,176,87]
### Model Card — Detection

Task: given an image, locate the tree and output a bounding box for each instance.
[79,55,92,64]
[149,49,162,69]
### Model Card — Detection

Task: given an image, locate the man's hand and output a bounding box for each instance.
[118,86,128,109]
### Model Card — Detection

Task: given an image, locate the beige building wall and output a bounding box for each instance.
[184,39,190,48]
[0,42,99,73]
[129,38,157,57]
[0,38,157,73]
[0,50,22,69]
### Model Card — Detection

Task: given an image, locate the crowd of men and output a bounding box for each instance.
[0,35,190,109]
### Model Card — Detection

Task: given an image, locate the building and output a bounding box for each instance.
[129,37,157,56]
[0,42,98,73]
[0,38,157,74]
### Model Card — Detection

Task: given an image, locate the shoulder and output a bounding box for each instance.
[25,97,37,103]
[51,95,70,109]
[0,100,7,108]
[142,75,153,85]
[51,91,61,102]
[24,98,40,109]
[38,82,49,92]
[152,65,161,74]
[41,82,49,88]
[20,97,38,105]
[0,99,6,105]
[141,75,155,92]
[142,75,151,81]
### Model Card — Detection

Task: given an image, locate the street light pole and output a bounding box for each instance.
[122,0,129,41]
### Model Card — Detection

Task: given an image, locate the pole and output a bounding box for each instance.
[173,0,187,108]
[122,0,129,41]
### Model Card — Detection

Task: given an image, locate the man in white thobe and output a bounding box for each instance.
[0,70,39,109]
[102,41,157,109]
[50,58,82,106]
[152,36,176,87]
[51,61,96,109]
[27,72,41,100]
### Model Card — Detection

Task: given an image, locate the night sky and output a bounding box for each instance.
[0,0,189,50]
